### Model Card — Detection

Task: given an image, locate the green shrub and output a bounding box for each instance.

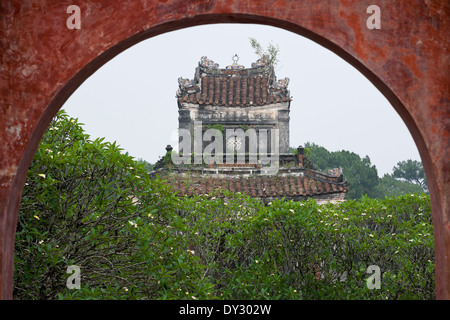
[14,111,213,300]
[177,192,434,300]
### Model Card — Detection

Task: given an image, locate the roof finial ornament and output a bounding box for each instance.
[226,53,245,69]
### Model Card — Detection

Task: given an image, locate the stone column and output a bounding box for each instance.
[178,109,192,155]
[297,146,304,168]
[277,108,290,154]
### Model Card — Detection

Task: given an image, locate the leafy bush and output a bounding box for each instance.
[14,111,212,300]
[14,111,435,300]
[178,192,435,300]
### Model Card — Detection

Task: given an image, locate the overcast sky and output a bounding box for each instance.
[62,23,421,176]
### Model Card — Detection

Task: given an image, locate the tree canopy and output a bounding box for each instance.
[304,142,379,199]
[392,159,428,193]
[303,142,428,199]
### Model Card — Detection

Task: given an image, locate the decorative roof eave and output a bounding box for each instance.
[149,167,349,199]
[199,56,220,69]
[177,94,292,107]
[151,172,348,199]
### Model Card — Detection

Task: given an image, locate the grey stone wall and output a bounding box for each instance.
[178,102,290,155]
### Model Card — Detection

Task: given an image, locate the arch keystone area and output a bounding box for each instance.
[1,0,448,299]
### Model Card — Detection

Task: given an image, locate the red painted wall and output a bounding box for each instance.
[1,0,448,299]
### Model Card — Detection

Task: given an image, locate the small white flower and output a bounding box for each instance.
[135,175,141,179]
[289,209,294,213]
[369,234,374,238]
[39,240,44,244]
[38,173,46,178]
[123,287,129,292]
[128,221,138,228]
[255,260,259,263]
[191,296,197,300]
[34,215,40,220]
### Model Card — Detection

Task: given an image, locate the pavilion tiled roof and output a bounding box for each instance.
[159,173,348,199]
[177,56,291,107]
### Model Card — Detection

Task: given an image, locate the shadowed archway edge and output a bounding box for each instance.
[1,3,448,300]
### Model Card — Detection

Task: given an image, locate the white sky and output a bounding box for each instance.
[62,23,422,176]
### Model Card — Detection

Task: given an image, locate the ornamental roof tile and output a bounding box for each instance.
[156,172,348,199]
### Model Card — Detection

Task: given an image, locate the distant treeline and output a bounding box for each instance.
[299,142,428,200]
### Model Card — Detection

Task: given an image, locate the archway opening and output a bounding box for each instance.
[12,23,434,300]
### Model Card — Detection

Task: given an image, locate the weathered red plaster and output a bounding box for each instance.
[0,0,449,299]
